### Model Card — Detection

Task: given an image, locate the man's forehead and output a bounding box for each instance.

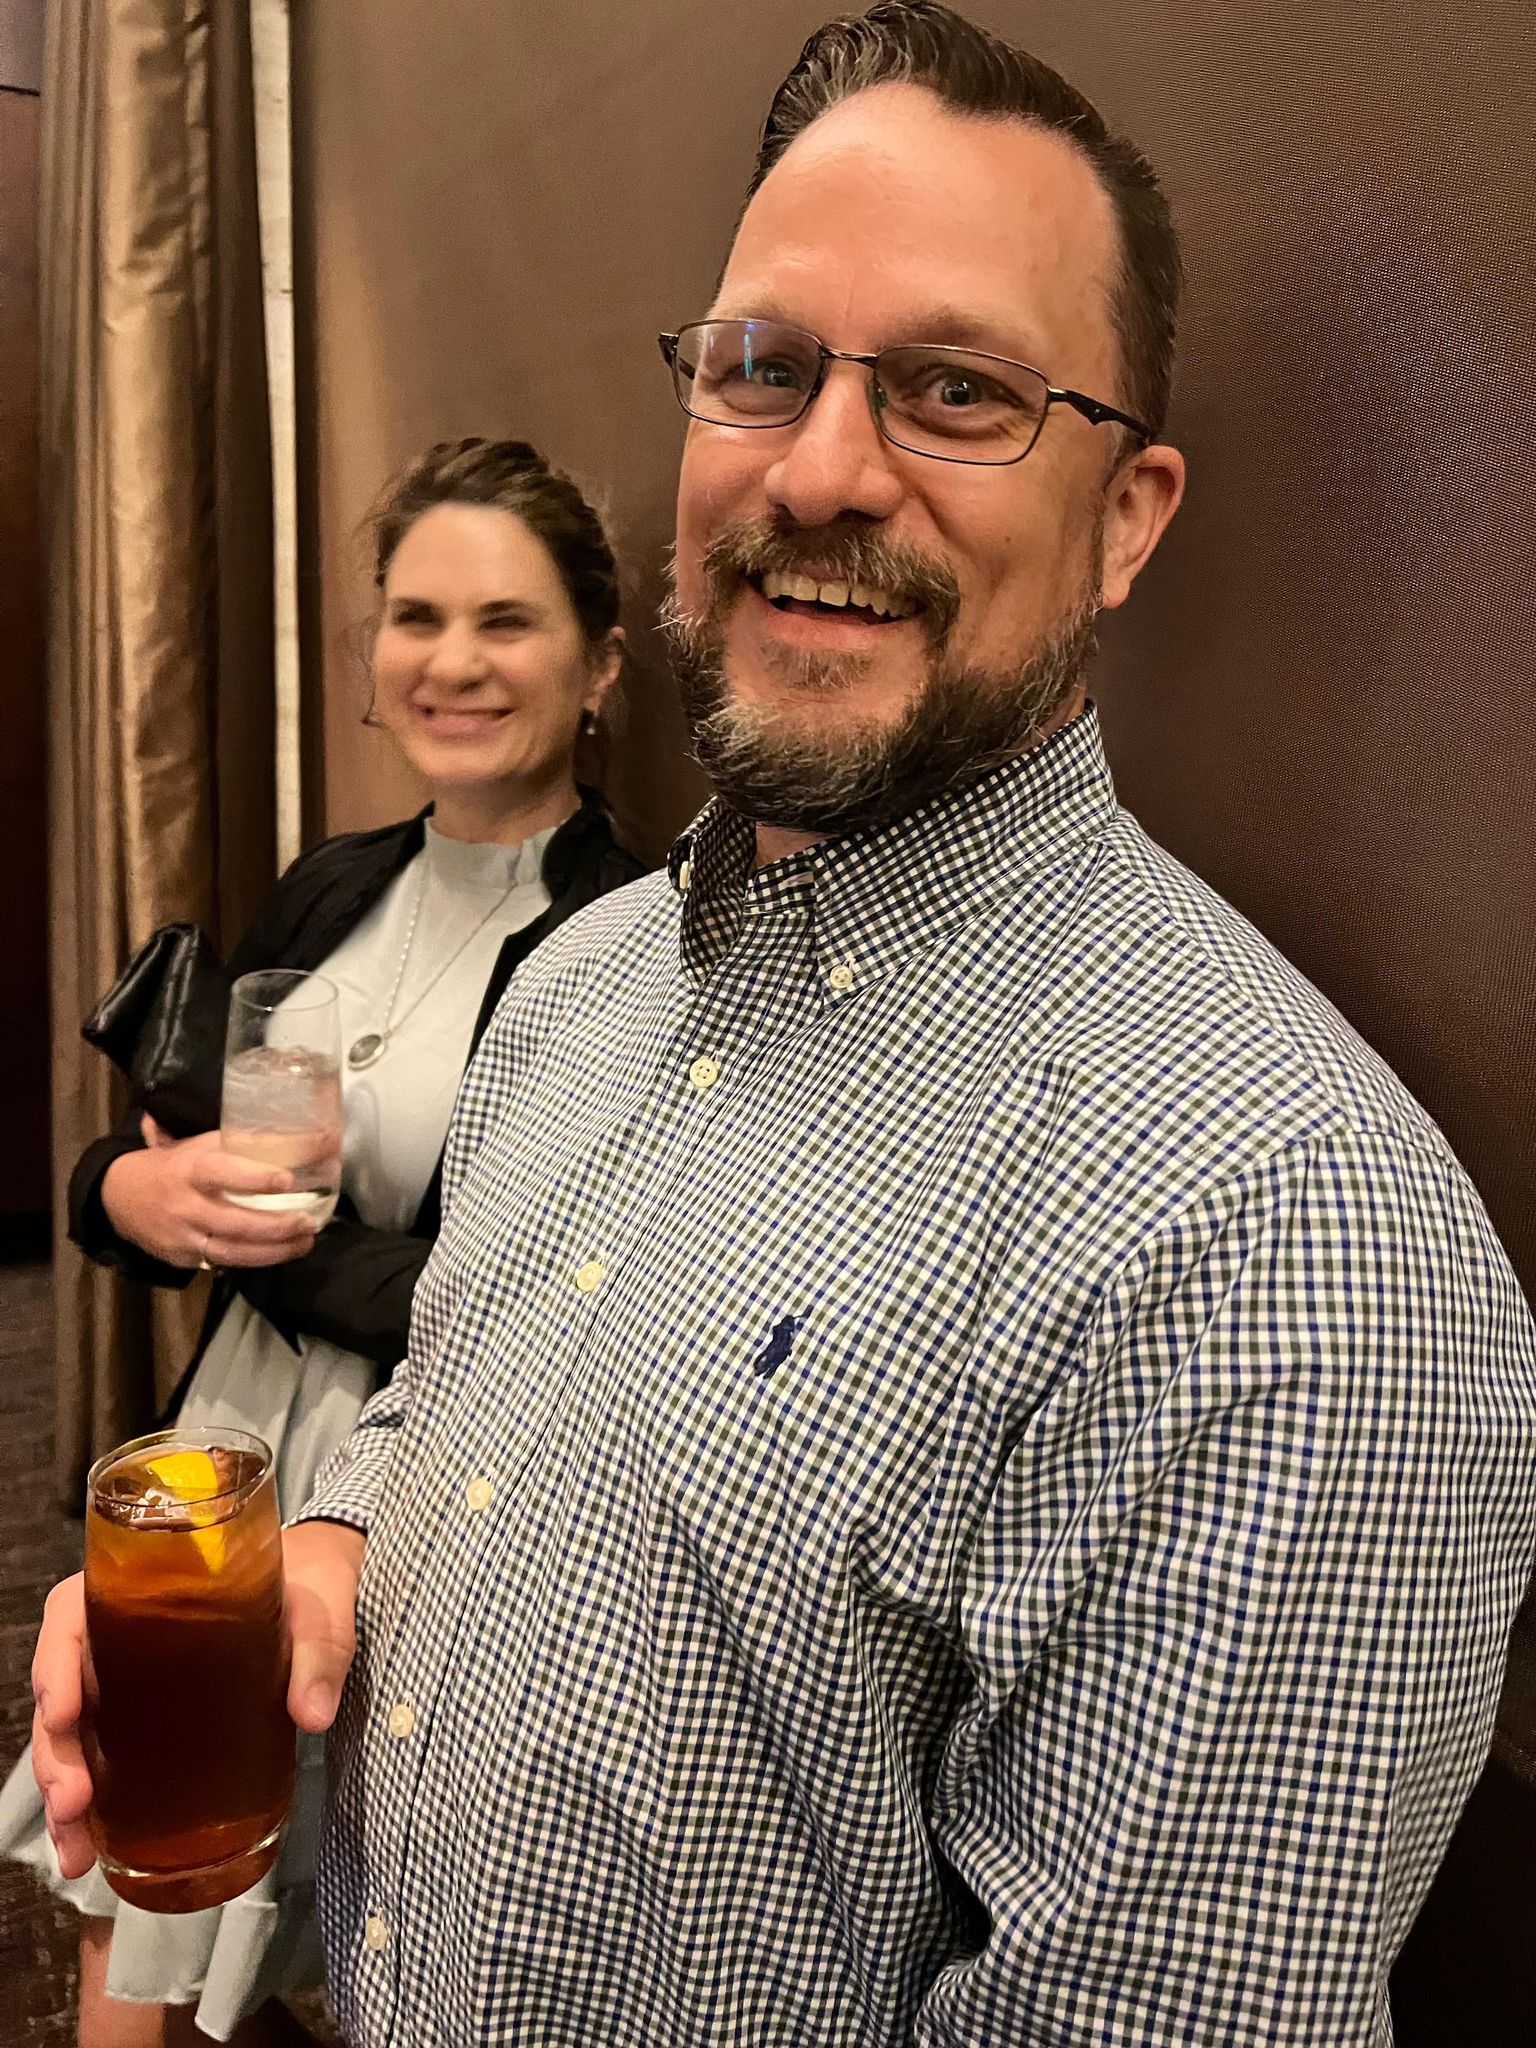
[716,84,1119,370]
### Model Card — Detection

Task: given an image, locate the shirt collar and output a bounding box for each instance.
[667,704,1119,991]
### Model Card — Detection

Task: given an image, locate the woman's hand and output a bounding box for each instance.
[99,1116,318,1270]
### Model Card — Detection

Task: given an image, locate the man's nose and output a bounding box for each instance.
[762,362,906,531]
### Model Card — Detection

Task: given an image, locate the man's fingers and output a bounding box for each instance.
[32,1705,98,1878]
[43,1800,98,1880]
[31,1575,97,1875]
[33,1709,92,1825]
[32,1576,85,1730]
[43,1805,97,1881]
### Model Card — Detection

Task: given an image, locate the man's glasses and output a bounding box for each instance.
[659,318,1155,468]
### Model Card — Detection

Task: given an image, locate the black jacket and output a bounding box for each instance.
[69,791,645,1393]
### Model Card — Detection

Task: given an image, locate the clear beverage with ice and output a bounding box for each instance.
[221,1044,342,1225]
[220,969,343,1226]
[81,1428,293,1913]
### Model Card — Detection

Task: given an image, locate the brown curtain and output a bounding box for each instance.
[42,0,276,1508]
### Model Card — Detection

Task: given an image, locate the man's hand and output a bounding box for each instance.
[30,1521,365,1876]
[99,1115,319,1270]
[31,1575,94,1878]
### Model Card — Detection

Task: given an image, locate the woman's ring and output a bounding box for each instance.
[197,1232,214,1272]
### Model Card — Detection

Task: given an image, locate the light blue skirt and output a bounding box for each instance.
[0,1298,376,2040]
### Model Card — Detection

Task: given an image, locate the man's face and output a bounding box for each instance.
[668,84,1179,830]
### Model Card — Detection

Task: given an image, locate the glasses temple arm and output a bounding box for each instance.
[1051,384,1157,442]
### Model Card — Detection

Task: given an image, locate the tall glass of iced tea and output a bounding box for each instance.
[82,1427,293,1913]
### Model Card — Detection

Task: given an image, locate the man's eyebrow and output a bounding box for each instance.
[892,306,1051,363]
[705,299,1052,366]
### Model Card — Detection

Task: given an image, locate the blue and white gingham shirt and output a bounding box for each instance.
[306,708,1536,2047]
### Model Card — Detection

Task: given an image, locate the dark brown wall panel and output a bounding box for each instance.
[0,0,44,94]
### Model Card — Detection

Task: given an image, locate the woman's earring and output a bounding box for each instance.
[580,709,600,738]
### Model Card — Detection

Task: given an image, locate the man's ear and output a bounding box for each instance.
[1100,442,1185,610]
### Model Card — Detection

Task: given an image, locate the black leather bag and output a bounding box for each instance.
[80,923,231,1138]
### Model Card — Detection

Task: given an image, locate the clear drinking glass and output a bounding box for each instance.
[221,969,343,1227]
[81,1427,293,1912]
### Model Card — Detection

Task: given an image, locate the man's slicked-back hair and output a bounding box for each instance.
[747,1,1181,437]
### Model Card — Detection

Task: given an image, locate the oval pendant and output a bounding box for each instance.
[347,1032,387,1070]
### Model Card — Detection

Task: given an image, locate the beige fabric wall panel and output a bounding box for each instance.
[292,2,834,856]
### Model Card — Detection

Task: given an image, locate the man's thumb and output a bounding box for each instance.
[286,1595,356,1733]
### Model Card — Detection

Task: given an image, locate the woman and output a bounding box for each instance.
[0,438,645,2046]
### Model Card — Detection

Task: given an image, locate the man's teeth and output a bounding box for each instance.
[758,571,916,619]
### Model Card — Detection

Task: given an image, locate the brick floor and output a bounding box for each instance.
[0,1260,85,2044]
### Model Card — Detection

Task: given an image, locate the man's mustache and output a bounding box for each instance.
[696,516,961,648]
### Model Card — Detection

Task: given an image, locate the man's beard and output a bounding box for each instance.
[661,514,1103,834]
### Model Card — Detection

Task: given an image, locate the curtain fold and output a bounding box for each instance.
[43,0,276,1508]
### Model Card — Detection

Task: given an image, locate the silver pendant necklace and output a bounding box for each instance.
[347,859,519,1070]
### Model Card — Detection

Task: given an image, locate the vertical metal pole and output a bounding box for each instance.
[251,0,299,869]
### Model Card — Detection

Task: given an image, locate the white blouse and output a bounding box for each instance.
[321,817,556,1228]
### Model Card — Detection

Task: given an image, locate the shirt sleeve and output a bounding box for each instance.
[285,931,566,1534]
[293,1347,415,1533]
[285,960,552,1535]
[917,1126,1536,2047]
[68,1130,194,1291]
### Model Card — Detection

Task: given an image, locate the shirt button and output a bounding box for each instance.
[689,1055,721,1091]
[364,1914,389,1951]
[465,1476,494,1513]
[574,1258,606,1294]
[387,1700,416,1739]
[678,857,692,894]
[827,962,856,991]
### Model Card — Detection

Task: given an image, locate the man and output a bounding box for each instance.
[36,5,1536,2042]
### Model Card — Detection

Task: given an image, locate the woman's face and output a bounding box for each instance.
[371,502,619,801]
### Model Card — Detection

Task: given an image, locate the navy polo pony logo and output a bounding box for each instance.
[752,1314,804,1377]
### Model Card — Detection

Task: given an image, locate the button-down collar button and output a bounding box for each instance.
[689,1055,721,1092]
[574,1258,606,1294]
[364,1914,389,1951]
[387,1700,416,1739]
[827,962,856,992]
[465,1475,494,1513]
[678,857,692,894]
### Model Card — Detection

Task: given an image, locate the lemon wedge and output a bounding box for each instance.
[143,1448,227,1572]
[143,1449,222,1501]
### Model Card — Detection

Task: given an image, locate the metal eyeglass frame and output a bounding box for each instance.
[658,320,1156,467]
